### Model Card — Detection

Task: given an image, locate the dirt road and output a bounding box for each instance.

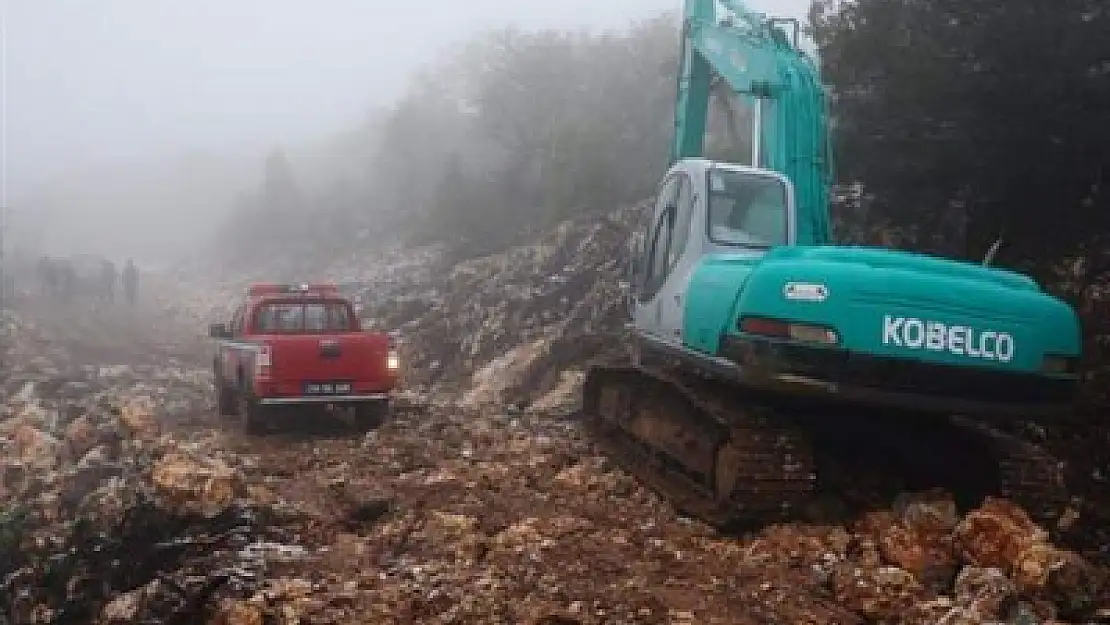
[1,286,1106,624]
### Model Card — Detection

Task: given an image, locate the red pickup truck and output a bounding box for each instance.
[209,283,399,434]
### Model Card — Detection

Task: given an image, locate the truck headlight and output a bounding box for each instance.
[387,349,400,371]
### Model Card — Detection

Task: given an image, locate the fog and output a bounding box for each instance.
[3,0,810,266]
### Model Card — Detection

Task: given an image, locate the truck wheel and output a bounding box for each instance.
[216,383,239,417]
[237,395,267,435]
[354,401,389,433]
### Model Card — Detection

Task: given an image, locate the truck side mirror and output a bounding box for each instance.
[208,323,230,339]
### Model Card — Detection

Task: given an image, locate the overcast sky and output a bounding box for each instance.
[0,0,812,262]
[3,1,810,192]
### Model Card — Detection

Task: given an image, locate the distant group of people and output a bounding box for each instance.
[36,256,138,304]
[96,258,139,304]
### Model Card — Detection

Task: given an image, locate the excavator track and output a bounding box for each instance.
[579,360,1071,529]
[580,364,816,528]
[952,417,1070,523]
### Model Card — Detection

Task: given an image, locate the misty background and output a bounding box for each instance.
[3,0,810,266]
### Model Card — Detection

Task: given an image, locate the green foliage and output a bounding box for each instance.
[218,15,684,261]
[400,17,683,253]
[812,0,1110,392]
[260,149,302,214]
[223,0,1109,282]
[216,147,308,264]
[811,0,1110,276]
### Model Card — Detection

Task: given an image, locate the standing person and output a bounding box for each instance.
[122,258,137,305]
[101,259,117,302]
[37,256,53,296]
[59,260,76,301]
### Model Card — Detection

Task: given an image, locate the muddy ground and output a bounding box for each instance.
[0,280,1108,624]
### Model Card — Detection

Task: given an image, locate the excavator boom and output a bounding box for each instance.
[672,0,831,244]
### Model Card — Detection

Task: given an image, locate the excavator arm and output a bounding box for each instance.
[672,0,832,245]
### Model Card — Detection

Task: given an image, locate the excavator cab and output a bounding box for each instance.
[631,160,794,350]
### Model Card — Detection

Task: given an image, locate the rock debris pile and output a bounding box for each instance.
[0,309,284,623]
[352,204,650,408]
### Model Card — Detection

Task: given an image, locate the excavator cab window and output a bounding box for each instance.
[644,211,674,300]
[706,169,789,249]
[641,174,684,301]
[667,175,695,271]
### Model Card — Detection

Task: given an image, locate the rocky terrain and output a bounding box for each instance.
[1,206,1109,624]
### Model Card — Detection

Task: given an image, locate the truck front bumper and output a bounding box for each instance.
[259,393,390,406]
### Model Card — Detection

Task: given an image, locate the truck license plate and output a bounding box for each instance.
[305,382,351,394]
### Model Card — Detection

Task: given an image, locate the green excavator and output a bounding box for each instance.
[580,0,1082,526]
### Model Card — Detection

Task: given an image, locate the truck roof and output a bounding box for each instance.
[247,283,342,299]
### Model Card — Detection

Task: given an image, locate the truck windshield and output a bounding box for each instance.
[706,168,789,248]
[254,301,353,333]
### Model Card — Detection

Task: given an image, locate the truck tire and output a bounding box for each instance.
[237,395,267,435]
[354,401,389,433]
[216,383,238,417]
